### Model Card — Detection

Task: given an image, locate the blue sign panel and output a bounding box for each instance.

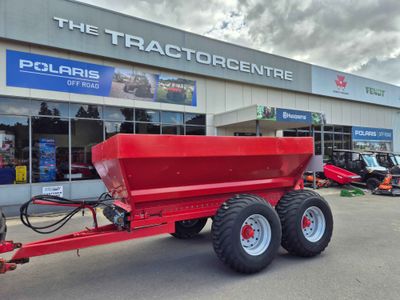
[352,126,393,141]
[6,50,114,96]
[276,108,312,124]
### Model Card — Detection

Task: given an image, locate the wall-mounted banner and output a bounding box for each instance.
[156,75,196,106]
[256,106,276,121]
[256,105,325,125]
[276,108,311,123]
[6,49,114,96]
[352,126,393,141]
[312,66,400,109]
[110,68,159,101]
[6,49,197,106]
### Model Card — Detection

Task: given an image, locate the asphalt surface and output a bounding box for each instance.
[1,191,400,300]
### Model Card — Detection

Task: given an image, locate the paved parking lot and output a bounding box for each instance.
[1,191,400,300]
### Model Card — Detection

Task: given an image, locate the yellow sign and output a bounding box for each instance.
[15,165,27,184]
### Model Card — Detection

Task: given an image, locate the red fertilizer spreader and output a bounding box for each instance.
[0,135,333,274]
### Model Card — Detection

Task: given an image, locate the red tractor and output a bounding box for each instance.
[166,83,187,102]
[0,135,333,274]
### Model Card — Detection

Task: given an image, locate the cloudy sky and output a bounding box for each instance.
[81,0,400,86]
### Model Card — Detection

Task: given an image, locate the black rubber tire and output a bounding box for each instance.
[0,208,7,241]
[171,218,208,239]
[212,194,281,274]
[366,177,381,191]
[276,190,333,257]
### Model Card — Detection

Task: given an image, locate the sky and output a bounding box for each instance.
[80,0,400,86]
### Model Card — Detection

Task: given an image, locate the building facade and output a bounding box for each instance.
[0,0,399,214]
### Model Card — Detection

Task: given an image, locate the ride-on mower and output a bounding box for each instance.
[0,135,333,274]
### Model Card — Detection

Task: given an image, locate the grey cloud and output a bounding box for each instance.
[80,0,400,85]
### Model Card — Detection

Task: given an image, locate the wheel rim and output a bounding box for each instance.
[240,214,271,256]
[301,206,326,242]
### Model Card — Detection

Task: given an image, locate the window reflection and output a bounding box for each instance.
[104,106,133,121]
[31,101,69,117]
[162,125,184,135]
[31,117,69,182]
[70,104,102,119]
[135,123,161,134]
[135,109,160,122]
[0,115,29,184]
[0,97,206,185]
[105,121,134,138]
[71,119,103,180]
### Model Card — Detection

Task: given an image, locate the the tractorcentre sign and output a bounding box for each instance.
[53,17,294,82]
[0,0,312,93]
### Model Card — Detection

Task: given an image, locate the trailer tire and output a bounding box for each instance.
[0,208,6,241]
[366,177,381,191]
[276,190,333,257]
[171,218,208,239]
[212,194,281,273]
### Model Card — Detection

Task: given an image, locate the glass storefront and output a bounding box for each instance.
[283,125,352,158]
[0,97,206,185]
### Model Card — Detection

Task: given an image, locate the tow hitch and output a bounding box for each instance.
[0,241,22,274]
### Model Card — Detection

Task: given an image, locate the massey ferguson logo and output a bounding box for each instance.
[333,75,349,95]
[335,75,347,90]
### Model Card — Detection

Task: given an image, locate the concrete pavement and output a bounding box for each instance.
[1,193,400,300]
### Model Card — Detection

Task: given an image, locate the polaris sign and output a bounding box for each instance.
[352,126,393,141]
[6,50,114,96]
[276,108,311,124]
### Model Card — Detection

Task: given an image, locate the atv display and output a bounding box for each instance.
[166,82,187,102]
[329,149,388,190]
[123,75,152,97]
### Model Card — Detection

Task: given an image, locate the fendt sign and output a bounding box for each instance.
[53,17,293,82]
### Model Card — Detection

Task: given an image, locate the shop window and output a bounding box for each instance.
[185,126,206,135]
[334,126,343,133]
[105,121,134,139]
[334,133,343,149]
[0,97,30,116]
[31,117,69,183]
[184,113,206,126]
[31,100,69,117]
[135,123,161,134]
[162,125,184,135]
[343,126,352,133]
[344,135,352,149]
[70,104,102,119]
[283,130,297,137]
[314,133,322,155]
[297,131,310,137]
[0,115,29,185]
[71,119,103,180]
[135,109,160,122]
[161,111,183,124]
[104,106,133,121]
